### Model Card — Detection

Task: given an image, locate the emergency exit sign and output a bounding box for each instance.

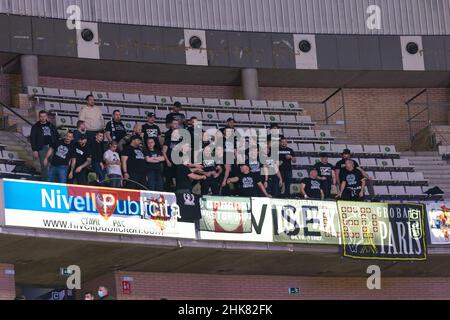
[289,287,300,295]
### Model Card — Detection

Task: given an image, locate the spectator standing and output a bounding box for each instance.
[338,159,366,201]
[145,138,164,191]
[103,141,123,188]
[118,124,143,152]
[278,137,296,198]
[175,160,207,194]
[162,120,181,191]
[227,163,271,198]
[68,134,91,185]
[97,286,114,300]
[30,110,59,180]
[200,145,222,195]
[335,148,373,196]
[105,110,127,143]
[73,120,88,143]
[78,95,104,142]
[314,153,336,199]
[121,135,147,189]
[262,152,283,198]
[44,131,75,184]
[165,101,186,128]
[90,131,106,183]
[142,112,162,150]
[300,168,324,200]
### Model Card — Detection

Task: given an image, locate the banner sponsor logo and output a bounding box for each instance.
[338,201,427,261]
[426,202,450,244]
[1,179,194,239]
[271,199,341,244]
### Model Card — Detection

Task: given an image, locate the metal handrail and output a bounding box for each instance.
[0,100,33,126]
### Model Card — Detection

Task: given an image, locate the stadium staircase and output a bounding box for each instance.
[402,151,450,200]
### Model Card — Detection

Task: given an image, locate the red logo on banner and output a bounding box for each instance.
[122,281,131,295]
[94,192,118,221]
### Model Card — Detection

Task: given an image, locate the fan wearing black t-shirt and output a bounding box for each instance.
[121,136,147,190]
[142,112,162,150]
[68,135,92,185]
[175,161,207,193]
[300,168,324,200]
[314,153,336,199]
[145,138,164,191]
[199,145,223,195]
[227,164,271,198]
[278,137,296,198]
[165,102,186,128]
[44,131,76,184]
[337,159,366,201]
[162,120,182,191]
[105,110,127,143]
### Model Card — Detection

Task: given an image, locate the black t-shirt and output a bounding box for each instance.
[166,112,186,127]
[301,177,322,199]
[202,159,217,172]
[340,169,364,190]
[176,165,193,191]
[50,140,75,166]
[145,149,163,171]
[73,144,91,168]
[90,141,105,163]
[39,122,54,145]
[248,159,262,176]
[314,162,334,182]
[105,120,127,142]
[164,129,183,162]
[123,146,147,175]
[143,124,161,144]
[238,172,261,197]
[278,147,295,171]
[335,158,360,170]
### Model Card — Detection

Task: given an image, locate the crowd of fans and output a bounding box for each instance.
[30,95,372,201]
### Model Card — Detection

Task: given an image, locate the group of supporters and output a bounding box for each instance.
[30,95,369,200]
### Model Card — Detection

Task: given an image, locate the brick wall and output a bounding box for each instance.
[111,271,450,300]
[0,263,16,300]
[6,75,450,150]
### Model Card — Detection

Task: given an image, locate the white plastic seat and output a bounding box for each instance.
[123,107,140,117]
[44,101,60,111]
[124,94,141,102]
[93,92,108,100]
[155,109,168,119]
[331,144,347,153]
[156,96,172,104]
[315,130,331,139]
[220,99,236,107]
[59,89,77,98]
[235,100,252,108]
[283,129,299,138]
[173,97,189,105]
[393,159,411,168]
[108,92,125,101]
[267,101,284,109]
[329,158,341,166]
[203,111,219,122]
[265,114,280,123]
[438,146,450,156]
[122,121,136,132]
[290,144,300,152]
[299,130,316,139]
[408,172,426,181]
[347,145,364,153]
[366,171,375,180]
[298,157,311,166]
[218,112,233,121]
[234,113,250,122]
[376,158,393,167]
[109,106,124,115]
[55,115,73,127]
[298,144,315,153]
[186,111,202,120]
[290,184,301,194]
[314,144,331,153]
[310,158,320,166]
[75,90,92,99]
[296,115,312,124]
[43,87,60,96]
[187,98,205,106]
[389,186,406,196]
[203,98,220,106]
[252,100,268,109]
[99,105,109,115]
[283,101,300,110]
[60,103,78,113]
[280,115,297,123]
[360,158,377,167]
[140,95,156,103]
[139,108,155,117]
[293,170,308,179]
[391,172,408,181]
[2,150,19,160]
[380,145,397,154]
[364,145,381,154]
[375,171,392,181]
[405,186,423,196]
[374,186,389,195]
[249,113,265,123]
[28,86,44,95]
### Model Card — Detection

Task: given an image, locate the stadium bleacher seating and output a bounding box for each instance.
[27,86,440,201]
